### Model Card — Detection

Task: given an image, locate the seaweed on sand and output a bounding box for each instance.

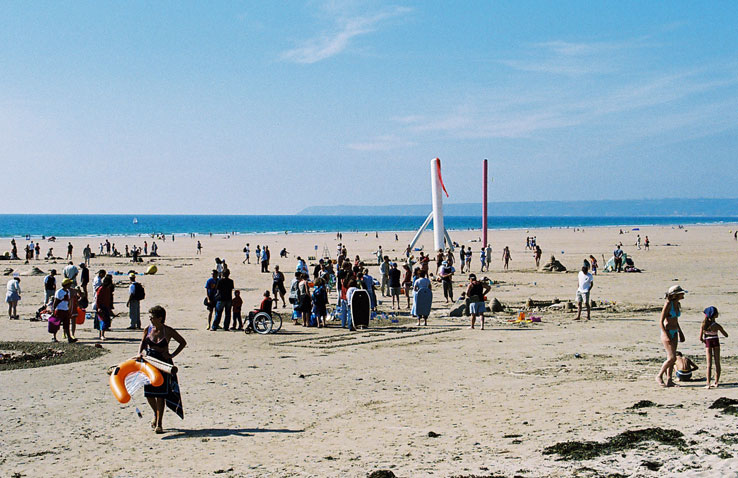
[0,341,107,371]
[709,397,738,417]
[542,428,686,460]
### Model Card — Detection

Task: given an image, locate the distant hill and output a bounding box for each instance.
[300,199,738,217]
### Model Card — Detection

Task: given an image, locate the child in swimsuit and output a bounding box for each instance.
[699,306,728,389]
[674,352,698,381]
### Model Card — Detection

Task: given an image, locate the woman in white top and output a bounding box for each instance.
[6,277,21,320]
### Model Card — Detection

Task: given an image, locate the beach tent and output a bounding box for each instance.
[603,252,629,272]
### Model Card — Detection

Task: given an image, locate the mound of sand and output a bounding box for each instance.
[541,255,567,272]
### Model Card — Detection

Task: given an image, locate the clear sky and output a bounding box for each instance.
[2,1,737,214]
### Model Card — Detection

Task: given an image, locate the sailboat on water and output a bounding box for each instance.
[132,217,138,225]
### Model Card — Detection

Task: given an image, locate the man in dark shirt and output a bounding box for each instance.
[313,259,324,279]
[388,262,402,310]
[79,263,90,297]
[211,269,234,331]
[613,245,624,273]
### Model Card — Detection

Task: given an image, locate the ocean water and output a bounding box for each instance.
[0,214,736,239]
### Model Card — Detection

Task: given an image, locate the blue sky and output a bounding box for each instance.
[1,1,737,214]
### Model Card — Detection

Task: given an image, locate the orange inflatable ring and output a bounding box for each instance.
[109,359,164,404]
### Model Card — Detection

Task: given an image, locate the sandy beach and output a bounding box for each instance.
[2,224,738,477]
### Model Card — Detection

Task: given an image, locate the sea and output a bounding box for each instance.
[1,214,736,239]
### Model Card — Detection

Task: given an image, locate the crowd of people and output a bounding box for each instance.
[5,228,734,397]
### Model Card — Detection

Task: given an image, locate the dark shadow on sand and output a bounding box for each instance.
[677,382,738,389]
[161,427,304,440]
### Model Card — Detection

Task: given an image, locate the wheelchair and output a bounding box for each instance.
[247,310,283,335]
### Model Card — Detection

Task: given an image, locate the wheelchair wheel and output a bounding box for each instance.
[252,312,273,335]
[270,311,282,333]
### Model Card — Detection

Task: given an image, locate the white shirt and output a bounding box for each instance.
[63,264,78,280]
[6,279,21,295]
[54,288,70,311]
[93,276,104,291]
[578,271,593,292]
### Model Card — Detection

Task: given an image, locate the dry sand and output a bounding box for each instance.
[2,224,738,477]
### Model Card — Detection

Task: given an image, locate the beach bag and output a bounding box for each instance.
[48,314,61,333]
[289,280,299,304]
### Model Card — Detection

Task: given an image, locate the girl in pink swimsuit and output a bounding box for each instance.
[700,306,728,389]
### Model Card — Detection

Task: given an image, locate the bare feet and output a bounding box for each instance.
[656,376,666,387]
[666,379,676,387]
[155,426,164,434]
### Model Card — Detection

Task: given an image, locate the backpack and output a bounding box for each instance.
[289,279,300,304]
[132,282,145,301]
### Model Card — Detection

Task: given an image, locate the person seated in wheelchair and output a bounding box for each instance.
[245,290,274,333]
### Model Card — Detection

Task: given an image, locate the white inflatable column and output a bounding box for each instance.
[430,158,445,251]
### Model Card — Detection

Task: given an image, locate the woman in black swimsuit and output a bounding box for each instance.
[138,305,186,434]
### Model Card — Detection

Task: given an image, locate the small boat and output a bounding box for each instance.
[133,218,138,225]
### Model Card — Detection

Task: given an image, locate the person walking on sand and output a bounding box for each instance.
[261,246,270,273]
[459,245,466,273]
[242,243,249,264]
[388,262,402,310]
[644,236,650,250]
[379,256,390,297]
[479,247,486,272]
[63,261,78,287]
[502,246,511,270]
[211,269,234,331]
[204,270,218,330]
[51,278,78,342]
[138,305,186,434]
[95,274,114,340]
[196,241,202,255]
[656,285,687,387]
[575,263,594,321]
[466,274,491,330]
[126,273,144,329]
[485,244,492,271]
[401,264,413,309]
[699,306,729,388]
[272,265,287,308]
[589,255,598,276]
[636,235,642,250]
[83,244,91,266]
[6,276,21,320]
[438,261,455,304]
[412,269,432,326]
[43,269,57,307]
[79,263,89,297]
[534,245,542,269]
[66,242,73,260]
